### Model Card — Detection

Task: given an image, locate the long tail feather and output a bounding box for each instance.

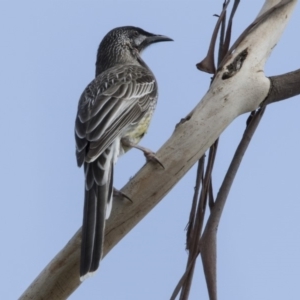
[80,149,114,280]
[90,164,113,272]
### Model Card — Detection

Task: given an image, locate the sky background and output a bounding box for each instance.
[1,1,300,299]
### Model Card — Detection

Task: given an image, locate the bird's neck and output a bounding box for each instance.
[95,49,150,77]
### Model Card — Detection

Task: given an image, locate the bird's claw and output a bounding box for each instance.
[113,188,133,203]
[143,150,165,169]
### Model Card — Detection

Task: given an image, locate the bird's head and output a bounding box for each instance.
[95,26,172,76]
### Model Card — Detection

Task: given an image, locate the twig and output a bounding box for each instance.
[200,106,266,300]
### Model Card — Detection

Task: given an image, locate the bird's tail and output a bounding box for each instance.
[80,147,114,281]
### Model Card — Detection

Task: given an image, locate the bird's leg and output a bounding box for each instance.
[132,144,165,169]
[121,137,164,169]
[113,188,132,203]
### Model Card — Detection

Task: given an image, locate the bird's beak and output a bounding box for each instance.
[138,34,173,51]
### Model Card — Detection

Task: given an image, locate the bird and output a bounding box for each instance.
[75,26,172,281]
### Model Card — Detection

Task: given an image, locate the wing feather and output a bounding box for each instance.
[85,97,120,134]
[75,65,157,166]
[87,103,148,162]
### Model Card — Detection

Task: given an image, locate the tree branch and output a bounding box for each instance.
[265,69,300,104]
[200,106,266,300]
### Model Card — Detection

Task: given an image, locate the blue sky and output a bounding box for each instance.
[1,1,300,299]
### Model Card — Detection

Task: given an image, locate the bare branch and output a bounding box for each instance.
[196,0,230,74]
[221,0,240,60]
[265,69,300,104]
[186,157,205,250]
[200,107,266,300]
[169,252,199,300]
[219,0,296,71]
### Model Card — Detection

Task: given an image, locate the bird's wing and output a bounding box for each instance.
[75,65,157,166]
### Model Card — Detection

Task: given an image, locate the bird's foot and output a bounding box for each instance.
[142,149,165,169]
[121,137,165,169]
[113,188,132,203]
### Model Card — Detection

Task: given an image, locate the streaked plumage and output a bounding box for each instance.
[75,26,172,280]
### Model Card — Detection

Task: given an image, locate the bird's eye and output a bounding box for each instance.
[133,31,139,38]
